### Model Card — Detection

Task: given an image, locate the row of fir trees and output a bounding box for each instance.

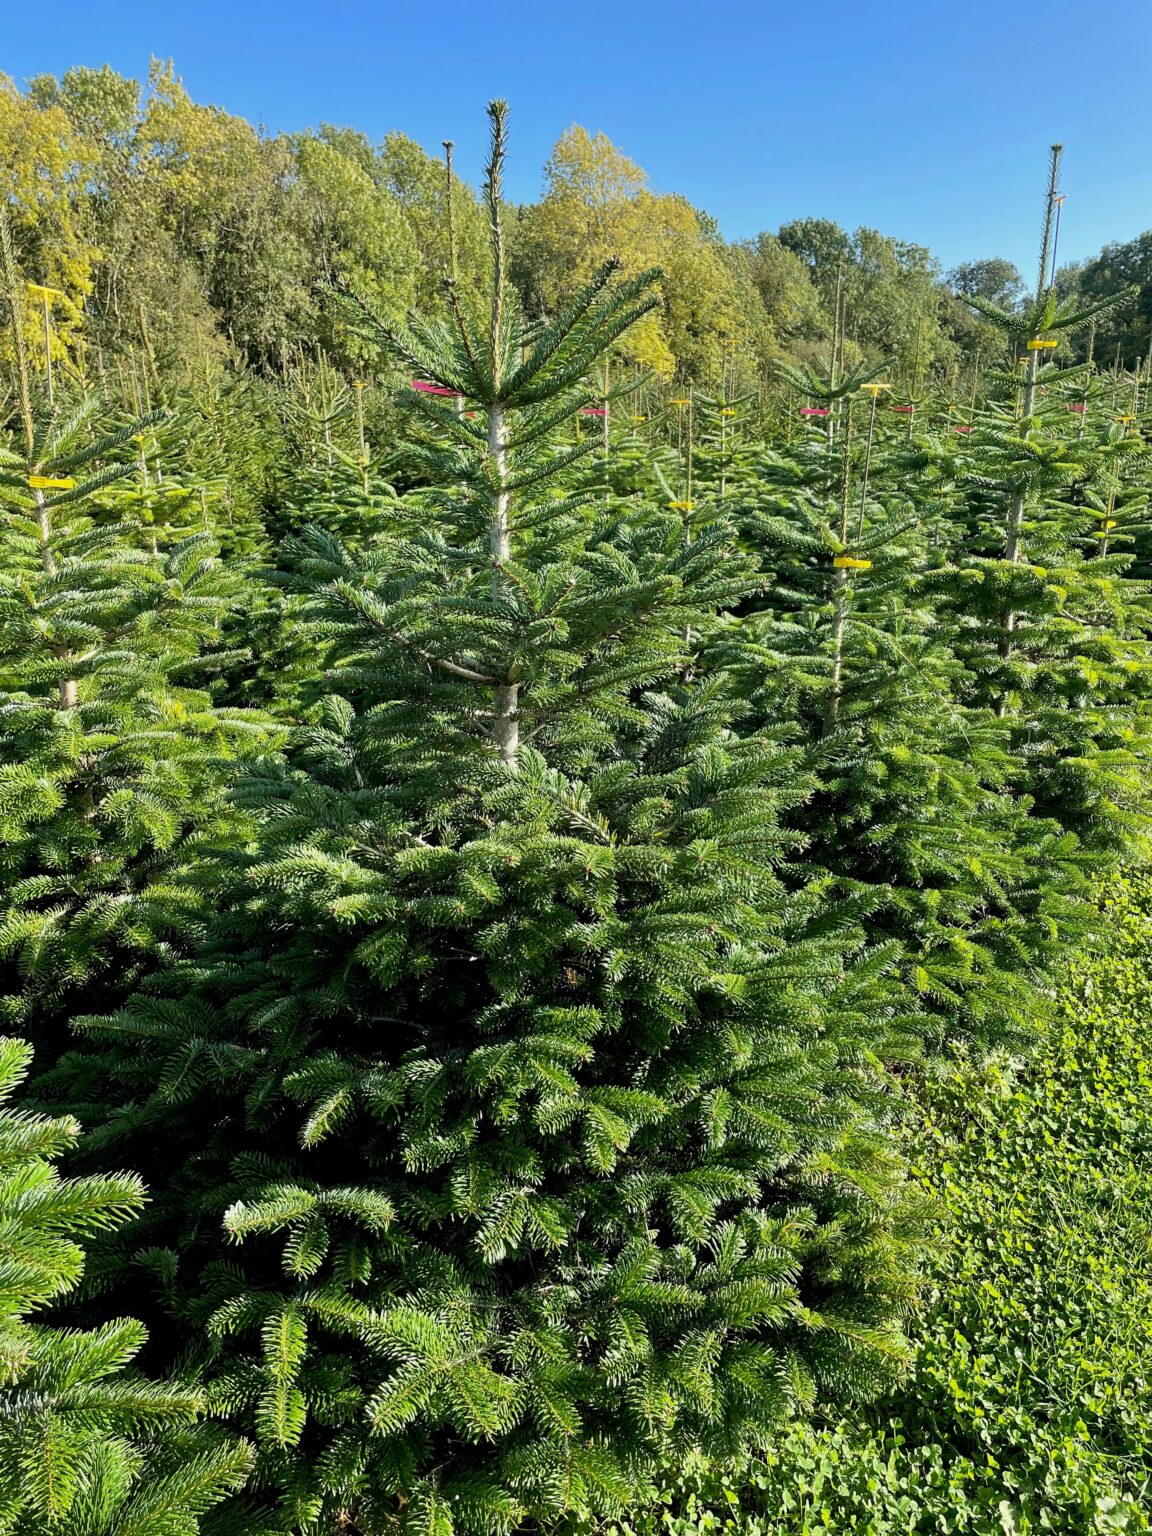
[0,124,1150,1535]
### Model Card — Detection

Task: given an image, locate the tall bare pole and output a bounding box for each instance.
[442,139,459,284]
[27,282,64,405]
[1001,144,1063,715]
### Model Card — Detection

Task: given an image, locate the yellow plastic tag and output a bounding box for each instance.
[352,381,366,389]
[1116,415,1137,423]
[669,398,691,406]
[668,500,694,511]
[633,415,647,422]
[1027,338,1058,349]
[1100,520,1117,530]
[26,282,65,301]
[860,382,892,394]
[27,475,75,490]
[719,408,737,417]
[833,555,872,570]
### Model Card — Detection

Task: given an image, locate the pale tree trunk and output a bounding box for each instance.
[488,403,519,769]
[826,574,847,735]
[34,489,55,576]
[999,350,1038,715]
[33,486,76,710]
[823,403,854,737]
[1006,351,1038,568]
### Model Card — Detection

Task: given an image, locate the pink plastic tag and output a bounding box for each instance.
[411,379,460,397]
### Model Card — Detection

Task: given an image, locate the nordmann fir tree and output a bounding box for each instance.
[266,357,376,542]
[0,1036,255,1536]
[726,376,1063,1049]
[78,105,925,1535]
[721,168,1152,1056]
[944,144,1152,866]
[0,213,275,1052]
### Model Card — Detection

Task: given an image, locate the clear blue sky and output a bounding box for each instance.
[6,1,1152,276]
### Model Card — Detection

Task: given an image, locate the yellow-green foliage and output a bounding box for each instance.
[515,126,757,380]
[0,74,97,373]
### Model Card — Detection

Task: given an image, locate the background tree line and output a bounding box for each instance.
[10,59,1148,401]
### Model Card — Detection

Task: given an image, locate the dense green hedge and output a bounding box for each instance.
[589,875,1152,1534]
